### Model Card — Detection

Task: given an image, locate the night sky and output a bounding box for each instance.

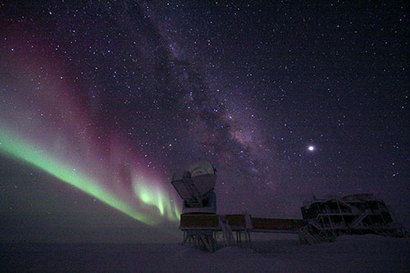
[0,1,408,243]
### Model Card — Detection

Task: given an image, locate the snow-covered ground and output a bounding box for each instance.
[0,235,408,272]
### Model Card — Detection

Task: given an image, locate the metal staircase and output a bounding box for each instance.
[350,210,369,228]
[298,222,336,244]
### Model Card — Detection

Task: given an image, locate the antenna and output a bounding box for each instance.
[171,160,217,214]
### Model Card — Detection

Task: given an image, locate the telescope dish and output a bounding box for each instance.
[171,160,217,203]
[171,160,217,214]
[186,160,216,177]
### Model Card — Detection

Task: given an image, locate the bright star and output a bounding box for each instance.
[308,145,315,151]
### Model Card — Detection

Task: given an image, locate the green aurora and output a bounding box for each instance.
[0,127,180,226]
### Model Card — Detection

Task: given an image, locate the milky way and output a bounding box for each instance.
[0,1,408,241]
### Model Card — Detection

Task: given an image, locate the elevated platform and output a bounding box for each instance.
[180,214,305,232]
[179,214,307,252]
[251,217,306,233]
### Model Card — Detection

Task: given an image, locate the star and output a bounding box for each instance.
[0,0,407,245]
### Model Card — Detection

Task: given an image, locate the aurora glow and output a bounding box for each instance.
[1,1,409,246]
[0,126,180,225]
[0,48,180,226]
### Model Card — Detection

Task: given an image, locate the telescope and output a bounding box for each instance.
[171,160,217,214]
